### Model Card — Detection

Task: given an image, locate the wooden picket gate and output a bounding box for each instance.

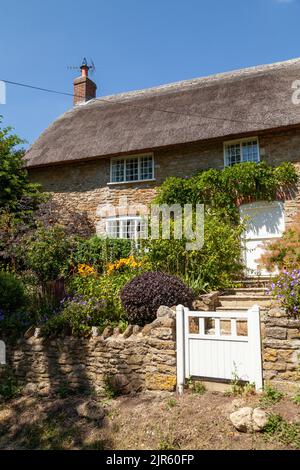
[176,305,263,393]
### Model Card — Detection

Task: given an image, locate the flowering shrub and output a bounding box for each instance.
[121,271,195,326]
[107,256,143,275]
[269,270,300,317]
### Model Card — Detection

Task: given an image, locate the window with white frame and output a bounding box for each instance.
[110,155,154,183]
[224,138,260,166]
[106,217,147,240]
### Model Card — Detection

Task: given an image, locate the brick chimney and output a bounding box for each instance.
[73,59,97,106]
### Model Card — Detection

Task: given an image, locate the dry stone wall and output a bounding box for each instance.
[1,312,177,397]
[262,303,300,390]
[1,303,300,396]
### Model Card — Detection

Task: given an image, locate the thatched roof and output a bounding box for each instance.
[25,57,300,168]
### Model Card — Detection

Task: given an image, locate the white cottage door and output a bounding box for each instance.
[239,201,285,276]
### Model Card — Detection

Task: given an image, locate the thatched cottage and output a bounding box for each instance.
[25,58,300,275]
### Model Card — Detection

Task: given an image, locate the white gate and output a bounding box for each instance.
[176,305,263,394]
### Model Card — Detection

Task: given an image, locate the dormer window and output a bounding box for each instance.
[224,138,260,167]
[110,154,154,183]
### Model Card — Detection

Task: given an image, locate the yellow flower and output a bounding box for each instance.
[77,263,97,277]
[106,256,143,274]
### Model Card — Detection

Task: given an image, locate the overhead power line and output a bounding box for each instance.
[1,78,298,128]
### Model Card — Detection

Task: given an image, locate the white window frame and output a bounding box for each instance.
[106,216,147,240]
[109,153,155,184]
[224,137,260,167]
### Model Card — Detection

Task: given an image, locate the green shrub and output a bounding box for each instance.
[146,214,244,292]
[121,271,194,326]
[41,296,109,338]
[264,414,300,448]
[23,224,76,283]
[0,271,27,315]
[0,369,21,400]
[0,119,45,221]
[71,236,133,273]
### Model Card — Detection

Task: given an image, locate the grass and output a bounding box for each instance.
[259,385,284,408]
[264,414,300,449]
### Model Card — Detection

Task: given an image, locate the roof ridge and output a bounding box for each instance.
[82,56,300,106]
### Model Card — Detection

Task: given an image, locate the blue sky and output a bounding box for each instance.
[1,0,300,146]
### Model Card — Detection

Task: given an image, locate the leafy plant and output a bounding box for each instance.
[166,398,178,409]
[71,236,133,274]
[121,271,194,326]
[187,378,206,395]
[259,384,284,407]
[269,270,300,317]
[103,375,121,399]
[293,394,300,405]
[0,271,27,315]
[0,369,21,400]
[264,414,300,448]
[23,224,76,283]
[0,118,45,221]
[226,366,256,397]
[41,295,108,338]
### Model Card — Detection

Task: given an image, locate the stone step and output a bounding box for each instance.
[223,287,269,296]
[234,277,273,288]
[216,306,249,312]
[216,306,268,312]
[218,295,272,309]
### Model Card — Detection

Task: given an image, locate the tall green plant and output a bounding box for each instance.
[0,118,45,221]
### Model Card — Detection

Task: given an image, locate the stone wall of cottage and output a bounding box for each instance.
[0,312,177,397]
[28,127,300,234]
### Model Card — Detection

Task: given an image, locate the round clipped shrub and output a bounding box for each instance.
[120,271,194,326]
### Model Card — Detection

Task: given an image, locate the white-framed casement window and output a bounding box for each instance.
[110,154,154,183]
[106,216,148,240]
[224,137,260,167]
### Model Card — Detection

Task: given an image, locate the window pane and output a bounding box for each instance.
[140,155,153,180]
[225,144,241,166]
[126,158,139,181]
[137,219,148,239]
[107,220,120,238]
[111,160,125,182]
[242,140,259,163]
[121,219,136,239]
[107,217,147,241]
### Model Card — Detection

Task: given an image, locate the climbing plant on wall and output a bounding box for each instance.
[155,162,298,223]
